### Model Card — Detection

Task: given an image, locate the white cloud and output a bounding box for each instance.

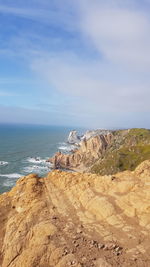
[78,1,150,69]
[0,0,150,128]
[31,52,150,114]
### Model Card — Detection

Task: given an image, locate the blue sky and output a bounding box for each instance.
[0,0,150,128]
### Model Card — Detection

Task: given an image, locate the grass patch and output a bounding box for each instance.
[91,129,150,175]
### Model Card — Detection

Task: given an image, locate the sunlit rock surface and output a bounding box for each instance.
[0,160,150,266]
[50,128,150,175]
[50,134,112,170]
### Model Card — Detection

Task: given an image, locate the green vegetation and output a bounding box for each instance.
[91,128,150,175]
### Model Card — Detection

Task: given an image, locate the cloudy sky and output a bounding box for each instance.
[0,0,150,128]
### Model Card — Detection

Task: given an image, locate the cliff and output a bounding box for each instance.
[0,160,150,266]
[91,128,150,175]
[81,129,111,141]
[50,128,150,174]
[50,133,113,170]
[67,130,111,144]
[68,131,81,144]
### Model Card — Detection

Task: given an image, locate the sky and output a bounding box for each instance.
[0,0,150,129]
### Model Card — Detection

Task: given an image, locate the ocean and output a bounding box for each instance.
[0,124,84,194]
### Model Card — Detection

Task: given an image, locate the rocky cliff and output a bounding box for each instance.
[50,133,113,170]
[91,128,150,175]
[50,128,150,174]
[68,131,81,144]
[0,160,150,266]
[82,130,111,141]
[67,130,111,144]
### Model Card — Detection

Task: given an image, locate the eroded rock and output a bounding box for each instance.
[50,133,113,170]
[0,161,150,266]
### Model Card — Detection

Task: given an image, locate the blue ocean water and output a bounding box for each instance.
[0,124,84,194]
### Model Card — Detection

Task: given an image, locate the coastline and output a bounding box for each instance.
[49,128,150,176]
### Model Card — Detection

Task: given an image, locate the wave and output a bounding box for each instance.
[0,161,8,166]
[23,165,51,174]
[26,157,46,164]
[3,180,16,187]
[0,173,22,179]
[58,144,76,152]
[58,142,66,145]
[25,157,51,165]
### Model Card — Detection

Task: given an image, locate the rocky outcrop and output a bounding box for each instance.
[50,133,113,170]
[67,130,111,144]
[50,128,150,174]
[0,160,150,266]
[91,128,150,175]
[68,131,81,144]
[82,129,111,141]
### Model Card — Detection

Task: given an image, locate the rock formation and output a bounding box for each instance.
[50,133,113,170]
[67,130,111,145]
[50,128,150,174]
[68,129,112,144]
[68,131,81,144]
[82,129,111,141]
[0,160,150,266]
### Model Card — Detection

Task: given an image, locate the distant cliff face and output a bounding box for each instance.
[68,131,81,144]
[67,129,111,144]
[82,129,111,141]
[50,133,113,170]
[50,128,150,174]
[91,128,150,175]
[0,161,150,267]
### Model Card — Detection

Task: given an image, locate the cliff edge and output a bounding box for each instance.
[50,128,150,174]
[0,160,150,266]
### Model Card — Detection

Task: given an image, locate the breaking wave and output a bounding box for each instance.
[58,143,76,153]
[0,173,22,179]
[23,165,51,174]
[25,157,50,164]
[0,161,8,166]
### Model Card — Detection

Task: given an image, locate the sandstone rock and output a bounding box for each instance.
[0,161,150,266]
[51,128,150,175]
[76,228,82,234]
[96,258,112,267]
[50,133,113,170]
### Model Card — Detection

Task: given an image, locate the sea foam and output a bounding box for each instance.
[0,173,22,179]
[0,161,8,166]
[58,143,75,152]
[25,157,51,165]
[3,180,16,187]
[23,165,50,174]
